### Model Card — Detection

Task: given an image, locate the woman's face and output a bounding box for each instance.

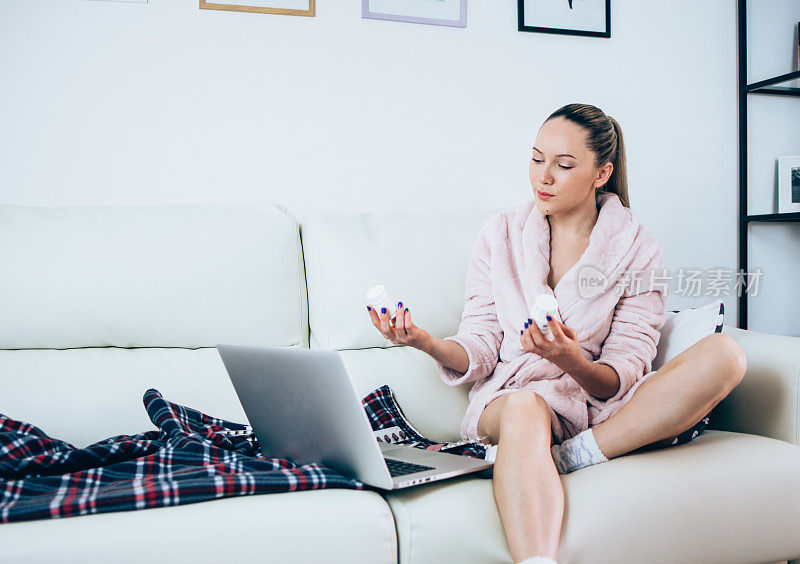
[529,116,613,217]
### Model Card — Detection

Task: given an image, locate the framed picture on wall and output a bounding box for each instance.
[199,0,314,17]
[518,0,610,38]
[778,155,800,214]
[362,0,467,28]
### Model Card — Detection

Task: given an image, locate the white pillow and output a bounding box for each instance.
[651,300,725,372]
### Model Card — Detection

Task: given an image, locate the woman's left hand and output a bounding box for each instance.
[520,315,585,373]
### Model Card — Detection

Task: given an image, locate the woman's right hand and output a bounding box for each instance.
[367,302,431,350]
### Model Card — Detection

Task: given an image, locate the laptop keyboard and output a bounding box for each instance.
[384,457,436,477]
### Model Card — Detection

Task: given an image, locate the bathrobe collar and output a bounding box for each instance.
[512,190,640,322]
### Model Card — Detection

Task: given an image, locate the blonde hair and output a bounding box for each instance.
[544,103,629,209]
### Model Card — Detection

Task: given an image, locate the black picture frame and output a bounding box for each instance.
[518,0,611,39]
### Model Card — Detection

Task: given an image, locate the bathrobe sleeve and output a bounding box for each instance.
[592,234,668,404]
[436,217,504,387]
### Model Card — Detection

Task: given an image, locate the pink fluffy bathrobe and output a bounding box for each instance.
[436,191,668,444]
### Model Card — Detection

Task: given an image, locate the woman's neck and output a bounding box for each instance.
[547,193,600,239]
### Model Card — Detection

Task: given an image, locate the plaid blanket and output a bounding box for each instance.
[0,385,488,524]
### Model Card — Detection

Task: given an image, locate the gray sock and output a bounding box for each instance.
[516,556,558,564]
[550,427,608,475]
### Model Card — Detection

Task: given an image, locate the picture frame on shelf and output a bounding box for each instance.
[518,0,610,38]
[362,0,466,28]
[778,155,800,214]
[794,22,800,88]
[199,0,314,17]
[794,22,800,70]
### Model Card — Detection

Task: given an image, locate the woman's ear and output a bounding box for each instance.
[594,162,613,188]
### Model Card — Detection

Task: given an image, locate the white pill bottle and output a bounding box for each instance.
[531,294,561,342]
[366,284,398,320]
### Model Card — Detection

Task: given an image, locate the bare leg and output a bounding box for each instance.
[481,392,563,563]
[592,333,747,460]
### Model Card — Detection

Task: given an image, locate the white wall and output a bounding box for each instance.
[0,0,798,335]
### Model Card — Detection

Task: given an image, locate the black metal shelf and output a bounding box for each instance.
[743,69,800,96]
[737,0,800,330]
[744,212,800,223]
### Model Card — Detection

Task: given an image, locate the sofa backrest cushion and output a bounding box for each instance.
[300,208,510,351]
[0,204,308,349]
[0,347,250,448]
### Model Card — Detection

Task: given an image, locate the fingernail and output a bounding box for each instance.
[381,307,386,314]
[367,306,371,311]
[528,318,532,324]
[405,307,409,311]
[546,315,552,321]
[398,301,402,307]
[524,321,528,328]
[520,329,523,334]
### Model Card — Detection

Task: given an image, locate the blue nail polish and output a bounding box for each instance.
[367,306,371,311]
[520,329,523,334]
[524,321,528,328]
[546,315,552,321]
[381,307,386,314]
[528,318,532,324]
[398,301,402,307]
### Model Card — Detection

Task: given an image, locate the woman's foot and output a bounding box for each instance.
[549,428,609,474]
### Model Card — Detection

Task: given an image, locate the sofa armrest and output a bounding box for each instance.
[713,326,800,445]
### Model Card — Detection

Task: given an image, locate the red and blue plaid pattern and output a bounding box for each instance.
[0,385,487,524]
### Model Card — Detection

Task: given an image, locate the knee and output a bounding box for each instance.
[710,333,747,390]
[498,390,552,435]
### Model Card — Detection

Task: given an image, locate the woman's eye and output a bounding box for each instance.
[531,157,572,170]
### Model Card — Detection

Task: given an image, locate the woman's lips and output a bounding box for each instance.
[537,190,554,200]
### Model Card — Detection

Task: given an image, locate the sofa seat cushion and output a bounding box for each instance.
[382,430,800,564]
[0,489,397,564]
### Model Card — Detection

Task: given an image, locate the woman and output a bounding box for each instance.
[366,103,747,564]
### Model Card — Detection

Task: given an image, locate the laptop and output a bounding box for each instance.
[216,344,493,490]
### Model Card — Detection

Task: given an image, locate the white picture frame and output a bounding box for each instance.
[362,0,466,28]
[778,155,800,214]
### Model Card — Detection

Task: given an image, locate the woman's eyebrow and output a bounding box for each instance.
[532,146,576,158]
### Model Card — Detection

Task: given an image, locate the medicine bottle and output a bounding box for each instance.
[366,284,398,320]
[531,294,560,342]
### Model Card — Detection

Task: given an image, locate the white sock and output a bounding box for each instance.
[550,427,609,475]
[516,556,558,564]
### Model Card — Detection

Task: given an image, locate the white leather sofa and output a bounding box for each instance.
[1,203,799,564]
